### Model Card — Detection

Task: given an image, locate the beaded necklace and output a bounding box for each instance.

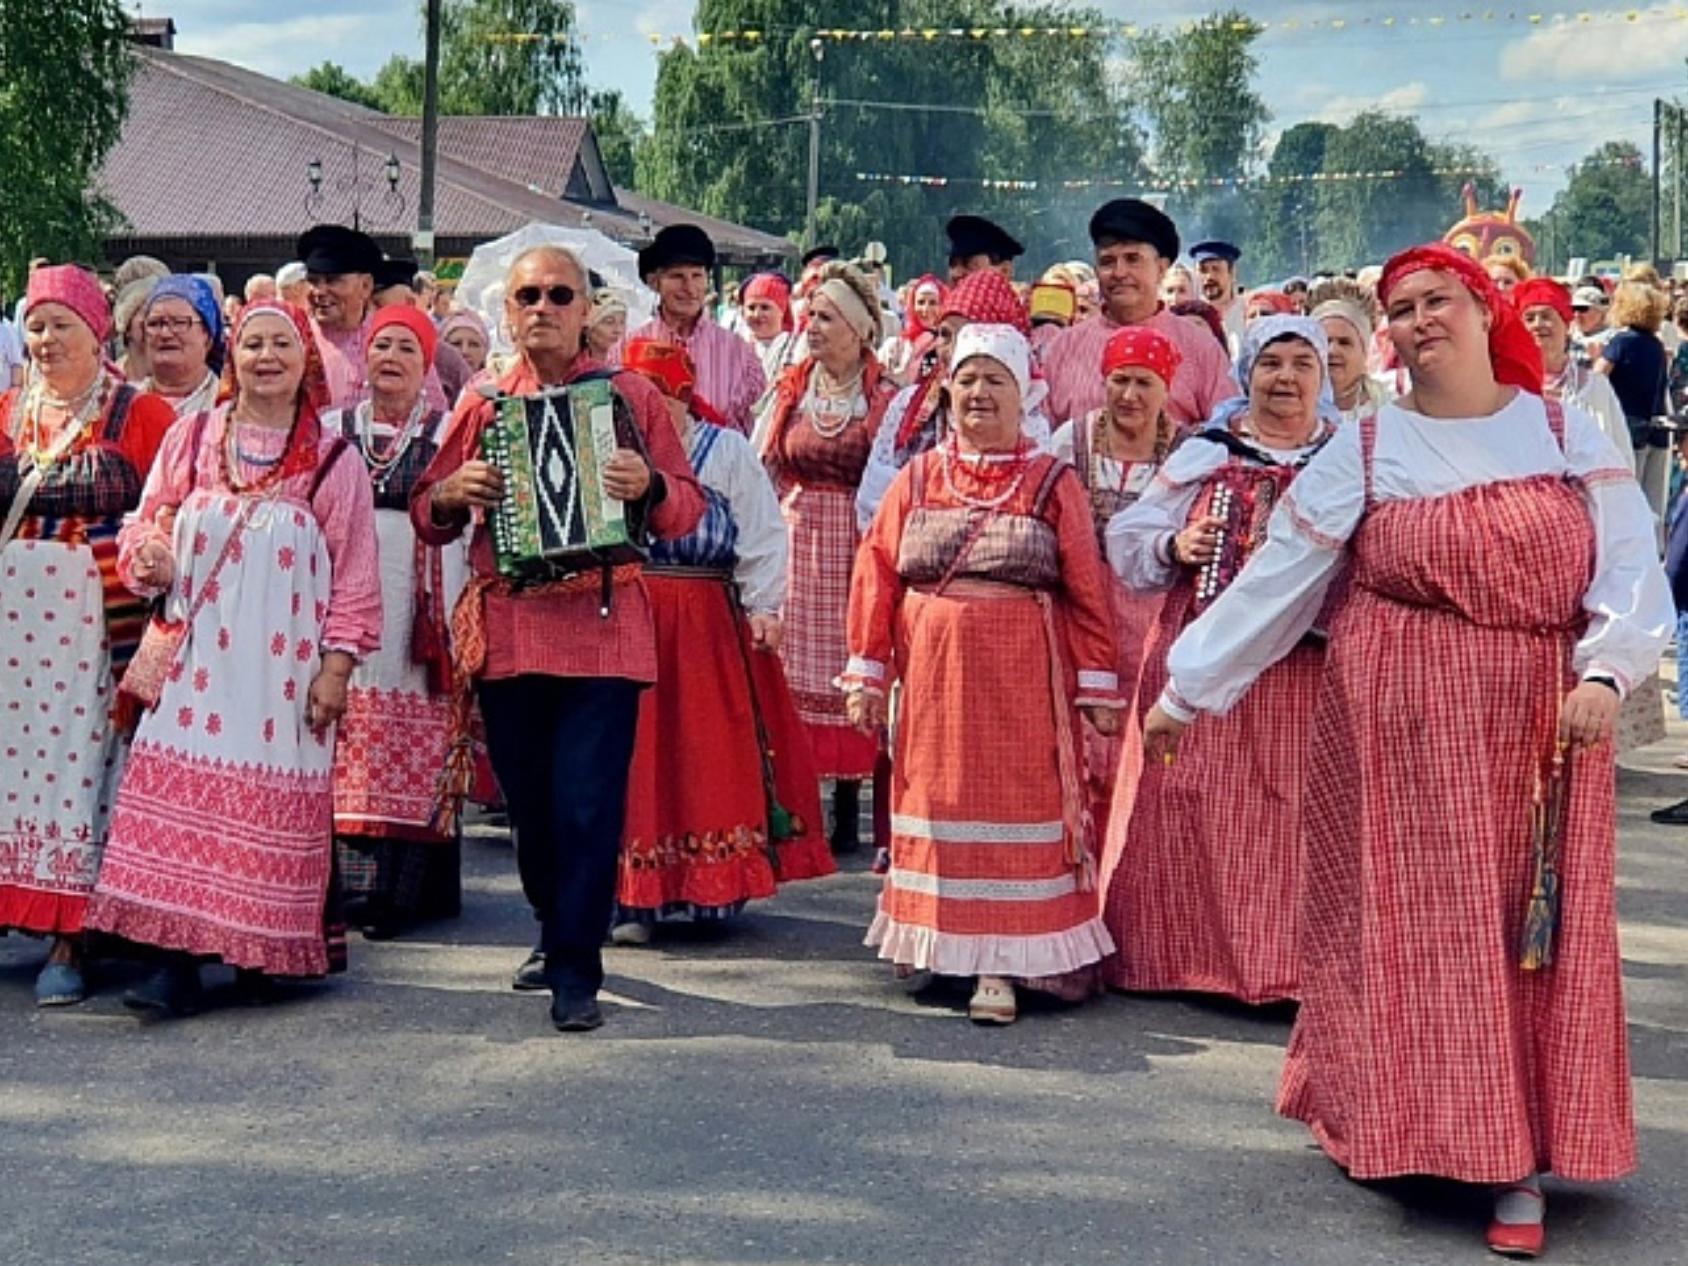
[937,433,1032,511]
[16,368,109,473]
[353,396,429,496]
[804,363,866,439]
[221,409,303,497]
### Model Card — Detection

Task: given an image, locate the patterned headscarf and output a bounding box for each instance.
[622,336,727,427]
[1379,242,1544,394]
[941,269,1030,335]
[226,302,330,482]
[902,274,948,339]
[742,273,793,331]
[26,264,112,343]
[951,323,1032,399]
[145,274,226,375]
[1211,313,1338,429]
[1101,326,1182,388]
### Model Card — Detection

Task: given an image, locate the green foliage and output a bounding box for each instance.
[438,0,585,115]
[1535,141,1651,271]
[0,0,132,295]
[371,54,427,115]
[589,89,647,188]
[292,61,386,111]
[639,0,1141,274]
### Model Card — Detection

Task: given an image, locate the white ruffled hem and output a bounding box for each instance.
[865,912,1115,979]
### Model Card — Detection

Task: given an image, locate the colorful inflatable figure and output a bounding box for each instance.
[1444,183,1536,268]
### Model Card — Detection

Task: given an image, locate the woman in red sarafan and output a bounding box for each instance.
[1142,243,1671,1259]
[0,265,175,1007]
[612,338,832,941]
[841,323,1122,1028]
[1101,314,1337,1008]
[762,261,898,856]
[87,301,382,1016]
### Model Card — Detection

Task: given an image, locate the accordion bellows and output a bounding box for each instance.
[481,380,649,582]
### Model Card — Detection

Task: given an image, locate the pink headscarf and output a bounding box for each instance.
[26,264,112,342]
[742,273,793,331]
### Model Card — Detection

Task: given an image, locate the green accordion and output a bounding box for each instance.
[480,379,649,583]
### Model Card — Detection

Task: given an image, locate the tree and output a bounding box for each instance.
[1539,141,1651,267]
[371,54,426,115]
[1129,10,1268,240]
[639,0,1142,273]
[0,0,133,295]
[292,62,386,111]
[589,89,646,188]
[1249,122,1336,282]
[1311,112,1458,269]
[437,0,585,115]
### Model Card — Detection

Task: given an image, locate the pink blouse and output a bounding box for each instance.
[118,406,383,658]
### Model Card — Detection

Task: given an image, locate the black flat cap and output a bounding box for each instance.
[374,257,420,291]
[945,214,1024,263]
[1189,240,1241,265]
[638,224,716,281]
[801,244,840,268]
[1089,200,1180,261]
[297,224,383,276]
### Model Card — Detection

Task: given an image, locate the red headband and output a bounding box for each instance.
[1511,277,1574,325]
[367,303,438,370]
[1101,326,1182,386]
[1247,290,1299,317]
[1379,242,1544,394]
[940,269,1029,336]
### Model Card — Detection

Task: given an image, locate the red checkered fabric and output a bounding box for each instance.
[1276,410,1633,1183]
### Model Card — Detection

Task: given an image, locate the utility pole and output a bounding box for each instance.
[416,0,442,269]
[805,39,824,244]
[1653,97,1663,266]
[1676,103,1683,261]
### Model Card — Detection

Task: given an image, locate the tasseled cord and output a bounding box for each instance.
[1520,741,1569,972]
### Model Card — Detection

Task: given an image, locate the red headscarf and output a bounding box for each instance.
[1246,289,1299,318]
[941,270,1030,335]
[27,264,112,342]
[1379,242,1544,394]
[741,272,793,332]
[1511,277,1574,325]
[622,336,727,427]
[1169,299,1227,349]
[902,274,948,340]
[367,303,438,369]
[1101,326,1182,387]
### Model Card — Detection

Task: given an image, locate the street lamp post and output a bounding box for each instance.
[304,144,407,233]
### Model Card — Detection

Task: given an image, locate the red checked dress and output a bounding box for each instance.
[87,408,382,977]
[0,381,174,934]
[764,359,896,780]
[842,444,1121,983]
[1100,421,1331,1004]
[1158,393,1670,1184]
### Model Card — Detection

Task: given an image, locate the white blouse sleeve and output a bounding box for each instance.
[1579,374,1636,472]
[1048,420,1076,464]
[717,429,788,615]
[856,384,915,532]
[1024,404,1054,454]
[1104,438,1227,592]
[1562,404,1674,693]
[1160,422,1366,721]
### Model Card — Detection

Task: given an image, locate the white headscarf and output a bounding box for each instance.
[950,323,1031,399]
[1209,313,1339,428]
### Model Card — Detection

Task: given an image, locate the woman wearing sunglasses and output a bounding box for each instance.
[411,245,705,1034]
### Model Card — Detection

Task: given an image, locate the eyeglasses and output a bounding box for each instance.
[143,315,201,335]
[513,284,578,309]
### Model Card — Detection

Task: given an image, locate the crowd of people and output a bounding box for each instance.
[0,198,1677,1259]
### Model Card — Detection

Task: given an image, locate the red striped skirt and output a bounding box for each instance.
[869,581,1113,979]
[778,484,878,779]
[1100,583,1316,1003]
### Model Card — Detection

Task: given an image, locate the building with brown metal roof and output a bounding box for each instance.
[100,35,793,286]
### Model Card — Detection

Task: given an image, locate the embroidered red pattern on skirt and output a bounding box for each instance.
[620,574,832,914]
[333,686,455,843]
[1279,449,1634,1182]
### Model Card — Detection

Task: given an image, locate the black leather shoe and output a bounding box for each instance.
[123,964,201,1017]
[1650,797,1688,825]
[511,949,547,991]
[550,994,603,1032]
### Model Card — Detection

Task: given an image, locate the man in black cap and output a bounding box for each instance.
[945,214,1024,284]
[298,223,384,409]
[623,223,765,433]
[1043,199,1238,428]
[1190,239,1245,357]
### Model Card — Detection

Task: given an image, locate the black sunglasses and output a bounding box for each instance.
[513,284,578,308]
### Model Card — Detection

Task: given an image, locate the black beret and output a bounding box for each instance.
[296,224,383,277]
[801,244,840,268]
[945,214,1024,262]
[638,224,716,281]
[1088,200,1180,261]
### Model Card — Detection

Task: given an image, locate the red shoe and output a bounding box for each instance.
[1487,1185,1546,1259]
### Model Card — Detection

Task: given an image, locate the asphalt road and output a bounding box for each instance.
[2,758,1686,1266]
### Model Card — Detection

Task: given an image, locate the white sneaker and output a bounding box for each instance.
[610,921,653,946]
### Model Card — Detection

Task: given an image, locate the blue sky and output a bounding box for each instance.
[159,0,1688,221]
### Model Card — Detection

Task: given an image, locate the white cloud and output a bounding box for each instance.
[1311,81,1429,123]
[177,12,413,80]
[1500,15,1688,82]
